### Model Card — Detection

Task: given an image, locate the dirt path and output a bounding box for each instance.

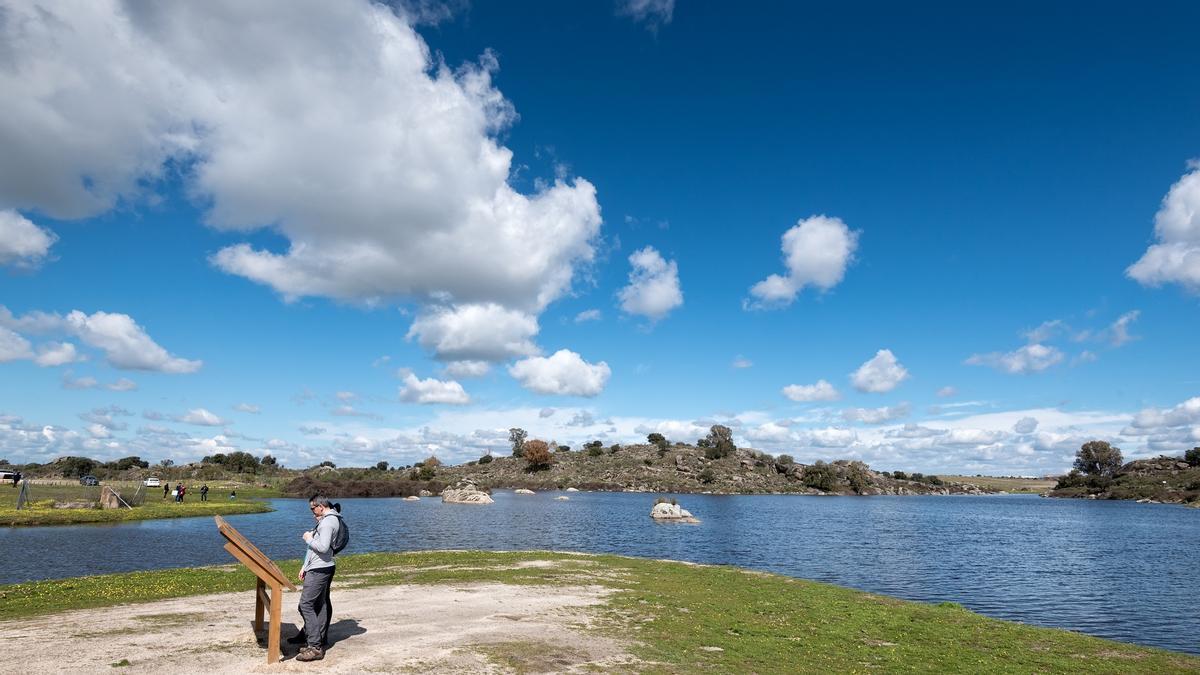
[0,581,638,674]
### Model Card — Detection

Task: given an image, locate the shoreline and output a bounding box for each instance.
[0,550,1196,672]
[0,499,273,527]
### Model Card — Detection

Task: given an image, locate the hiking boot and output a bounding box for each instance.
[296,646,325,662]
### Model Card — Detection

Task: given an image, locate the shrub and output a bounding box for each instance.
[647,433,669,453]
[892,470,908,480]
[698,468,715,484]
[375,461,389,471]
[557,445,570,453]
[803,461,838,492]
[847,462,871,494]
[609,444,622,454]
[910,472,924,482]
[319,460,336,468]
[423,455,442,468]
[523,440,553,471]
[776,454,794,466]
[1186,447,1200,467]
[1074,440,1123,477]
[643,458,653,466]
[587,445,604,457]
[416,464,436,481]
[57,457,97,478]
[478,454,494,464]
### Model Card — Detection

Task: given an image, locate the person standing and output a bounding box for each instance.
[200,484,209,502]
[163,483,170,499]
[295,496,343,662]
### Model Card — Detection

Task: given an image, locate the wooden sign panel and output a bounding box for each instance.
[215,515,296,663]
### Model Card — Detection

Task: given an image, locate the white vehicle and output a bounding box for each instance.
[0,470,17,481]
[143,476,162,487]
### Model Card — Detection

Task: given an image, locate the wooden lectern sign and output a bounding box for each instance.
[214,515,297,663]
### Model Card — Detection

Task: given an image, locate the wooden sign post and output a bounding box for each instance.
[215,515,297,663]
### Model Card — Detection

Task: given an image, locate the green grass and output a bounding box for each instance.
[0,499,272,526]
[939,475,1058,494]
[0,550,1195,673]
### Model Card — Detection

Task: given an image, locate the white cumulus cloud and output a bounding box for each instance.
[966,343,1063,375]
[33,342,81,367]
[407,303,539,363]
[443,360,491,378]
[178,408,227,427]
[782,379,840,402]
[234,403,261,414]
[509,349,611,397]
[618,246,683,321]
[851,349,909,393]
[399,372,470,405]
[1127,163,1200,293]
[0,327,33,362]
[0,210,56,268]
[842,403,910,424]
[747,215,859,309]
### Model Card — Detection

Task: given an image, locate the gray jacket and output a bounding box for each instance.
[301,512,342,574]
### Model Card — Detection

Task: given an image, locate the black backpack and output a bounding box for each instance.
[330,514,350,555]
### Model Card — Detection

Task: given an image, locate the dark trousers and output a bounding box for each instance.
[297,567,335,648]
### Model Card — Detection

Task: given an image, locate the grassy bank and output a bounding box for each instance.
[0,499,272,526]
[0,551,1195,673]
[939,475,1058,494]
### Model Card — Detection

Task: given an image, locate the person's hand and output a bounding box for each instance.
[298,571,305,582]
[302,530,314,543]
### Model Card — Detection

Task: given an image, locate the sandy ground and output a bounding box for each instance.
[0,579,639,674]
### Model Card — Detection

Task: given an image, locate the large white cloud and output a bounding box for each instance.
[508,349,611,397]
[782,379,840,402]
[407,303,539,363]
[966,343,1063,375]
[0,305,200,373]
[851,349,909,393]
[398,372,471,405]
[618,246,683,321]
[747,215,859,308]
[1128,164,1200,293]
[0,210,56,267]
[1,0,602,354]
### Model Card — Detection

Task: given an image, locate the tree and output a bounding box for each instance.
[1186,447,1200,467]
[700,424,736,460]
[159,459,174,468]
[1074,440,1123,477]
[509,428,528,457]
[58,456,97,478]
[776,454,794,466]
[262,455,277,466]
[319,460,336,468]
[647,433,669,453]
[892,470,908,480]
[424,455,442,468]
[375,461,389,471]
[803,460,838,492]
[583,440,604,457]
[523,440,552,471]
[478,454,494,464]
[108,456,149,470]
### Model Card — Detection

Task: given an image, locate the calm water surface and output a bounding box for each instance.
[3,493,1198,655]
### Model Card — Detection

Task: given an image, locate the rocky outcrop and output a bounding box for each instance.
[403,495,420,501]
[441,481,494,505]
[650,501,700,523]
[100,486,126,509]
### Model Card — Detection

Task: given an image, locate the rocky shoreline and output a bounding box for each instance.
[1047,454,1200,506]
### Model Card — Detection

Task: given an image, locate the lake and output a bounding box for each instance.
[3,492,1198,656]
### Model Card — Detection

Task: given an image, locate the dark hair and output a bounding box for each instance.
[308,494,342,513]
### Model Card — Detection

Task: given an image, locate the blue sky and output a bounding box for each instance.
[2,0,1199,474]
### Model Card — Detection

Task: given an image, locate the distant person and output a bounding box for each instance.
[229,489,237,500]
[179,484,187,502]
[163,483,170,499]
[12,471,20,487]
[200,484,209,502]
[294,495,345,662]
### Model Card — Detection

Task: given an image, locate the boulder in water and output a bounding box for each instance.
[403,496,420,501]
[650,501,700,523]
[514,489,535,495]
[442,481,495,505]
